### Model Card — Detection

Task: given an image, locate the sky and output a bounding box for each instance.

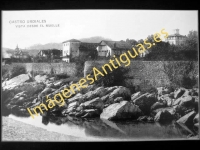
[2,10,198,49]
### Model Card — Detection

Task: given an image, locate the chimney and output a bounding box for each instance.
[174,29,179,34]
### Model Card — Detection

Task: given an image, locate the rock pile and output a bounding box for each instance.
[2,74,199,137]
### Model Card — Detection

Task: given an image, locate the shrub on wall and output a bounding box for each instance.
[2,65,10,80]
[9,65,26,78]
[163,61,197,88]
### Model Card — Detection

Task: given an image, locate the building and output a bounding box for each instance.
[38,49,62,58]
[2,52,12,65]
[36,49,62,62]
[96,40,132,57]
[12,45,30,60]
[62,39,98,62]
[165,29,187,45]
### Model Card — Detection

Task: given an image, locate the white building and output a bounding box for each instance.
[165,29,187,45]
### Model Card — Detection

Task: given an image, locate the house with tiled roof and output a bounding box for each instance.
[12,45,30,59]
[37,49,62,59]
[165,29,187,45]
[97,40,132,57]
[62,39,98,62]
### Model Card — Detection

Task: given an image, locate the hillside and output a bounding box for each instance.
[27,43,62,50]
[79,36,112,43]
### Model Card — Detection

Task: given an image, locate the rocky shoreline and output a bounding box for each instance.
[2,73,199,139]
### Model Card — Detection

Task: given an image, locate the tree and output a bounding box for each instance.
[185,30,198,51]
[126,38,138,46]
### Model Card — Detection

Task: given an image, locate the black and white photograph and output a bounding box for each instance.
[1,10,199,141]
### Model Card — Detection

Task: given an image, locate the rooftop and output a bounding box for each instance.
[100,40,132,50]
[79,42,99,51]
[62,39,81,43]
[168,34,186,37]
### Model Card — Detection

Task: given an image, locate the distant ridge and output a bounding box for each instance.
[27,43,62,50]
[79,36,112,43]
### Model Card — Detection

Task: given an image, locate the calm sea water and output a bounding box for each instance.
[8,114,190,141]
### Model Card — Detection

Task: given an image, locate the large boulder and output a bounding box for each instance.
[109,86,131,101]
[193,114,199,124]
[82,97,104,110]
[100,101,142,120]
[81,109,101,118]
[101,94,110,103]
[176,110,197,127]
[174,88,185,99]
[67,93,83,104]
[2,74,31,90]
[133,93,157,115]
[157,87,174,96]
[179,95,194,107]
[131,92,141,101]
[81,91,97,102]
[154,110,173,122]
[92,87,108,97]
[173,95,194,107]
[114,97,124,103]
[34,74,48,83]
[159,94,174,107]
[152,107,176,116]
[3,82,44,100]
[151,101,166,111]
[137,116,154,122]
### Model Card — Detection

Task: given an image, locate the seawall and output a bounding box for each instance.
[11,63,77,76]
[84,60,198,89]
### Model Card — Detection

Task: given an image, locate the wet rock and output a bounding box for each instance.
[179,95,194,107]
[101,94,110,103]
[173,105,186,116]
[131,92,141,101]
[137,116,148,122]
[157,87,174,96]
[194,123,199,128]
[159,94,174,107]
[3,82,45,103]
[81,109,101,118]
[67,93,83,104]
[133,93,157,115]
[82,97,104,110]
[105,86,118,93]
[152,107,176,116]
[176,110,196,127]
[46,83,55,88]
[34,75,48,83]
[82,91,96,102]
[104,104,109,108]
[114,97,123,103]
[190,88,199,96]
[193,114,199,124]
[100,101,142,120]
[173,95,194,107]
[75,110,86,117]
[188,134,199,139]
[154,110,173,122]
[2,74,31,90]
[193,96,199,112]
[174,88,185,99]
[92,87,108,97]
[76,106,84,112]
[151,102,167,111]
[137,116,154,122]
[61,101,78,115]
[109,86,131,101]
